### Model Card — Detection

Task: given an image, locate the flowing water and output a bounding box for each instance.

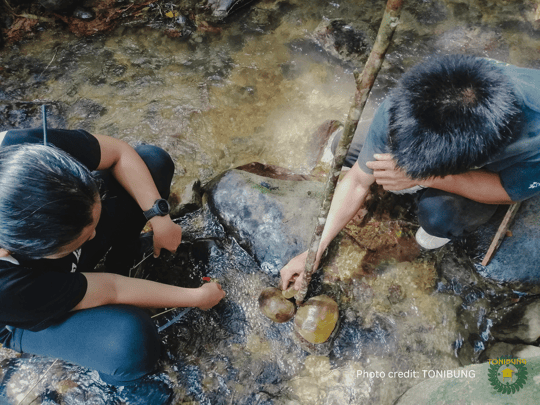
[1,0,540,404]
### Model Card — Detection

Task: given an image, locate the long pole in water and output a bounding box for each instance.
[295,0,405,304]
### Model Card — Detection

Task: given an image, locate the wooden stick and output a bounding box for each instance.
[481,202,521,266]
[294,0,404,304]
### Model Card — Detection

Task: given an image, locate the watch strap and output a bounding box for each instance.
[143,198,170,221]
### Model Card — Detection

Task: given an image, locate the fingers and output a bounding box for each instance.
[280,266,298,290]
[366,154,396,171]
[373,153,393,160]
[199,282,226,310]
[153,234,161,258]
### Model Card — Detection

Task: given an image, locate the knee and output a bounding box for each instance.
[98,305,161,384]
[134,144,175,198]
[417,192,458,238]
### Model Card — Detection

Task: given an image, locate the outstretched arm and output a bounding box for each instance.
[367,153,514,204]
[94,134,182,257]
[280,162,375,290]
[73,273,225,311]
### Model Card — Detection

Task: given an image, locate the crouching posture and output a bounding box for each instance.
[0,128,225,386]
[282,54,540,290]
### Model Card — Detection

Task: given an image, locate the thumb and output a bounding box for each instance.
[294,276,304,291]
[153,243,161,258]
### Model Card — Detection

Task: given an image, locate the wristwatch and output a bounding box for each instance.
[143,198,170,220]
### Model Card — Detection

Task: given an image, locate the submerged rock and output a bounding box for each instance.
[313,19,376,65]
[491,300,540,344]
[39,0,75,12]
[72,7,96,21]
[294,295,339,344]
[259,287,296,323]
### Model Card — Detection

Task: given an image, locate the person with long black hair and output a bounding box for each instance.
[0,128,225,390]
[282,54,540,289]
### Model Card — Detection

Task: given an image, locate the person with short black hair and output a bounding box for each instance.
[0,128,225,390]
[281,54,540,290]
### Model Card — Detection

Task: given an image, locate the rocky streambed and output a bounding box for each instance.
[2,0,540,404]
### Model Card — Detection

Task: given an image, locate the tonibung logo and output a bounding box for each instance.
[488,357,528,394]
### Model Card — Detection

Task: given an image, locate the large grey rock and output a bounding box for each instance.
[476,197,540,285]
[397,357,540,405]
[204,168,325,276]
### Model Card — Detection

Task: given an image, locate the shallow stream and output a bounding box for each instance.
[1,0,540,404]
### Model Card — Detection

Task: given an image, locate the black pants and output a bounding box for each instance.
[332,122,498,238]
[7,144,175,386]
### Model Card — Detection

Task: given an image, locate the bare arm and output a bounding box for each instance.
[94,134,182,257]
[280,162,375,290]
[367,153,514,204]
[72,272,225,311]
[420,170,513,204]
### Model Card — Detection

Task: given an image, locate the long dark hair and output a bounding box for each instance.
[388,54,523,179]
[0,144,99,260]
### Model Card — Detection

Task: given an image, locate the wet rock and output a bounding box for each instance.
[208,0,256,20]
[72,7,96,21]
[313,19,375,65]
[39,0,75,12]
[406,0,448,25]
[204,169,324,276]
[475,197,540,285]
[294,295,339,344]
[481,342,540,362]
[0,102,66,132]
[331,318,394,361]
[491,300,540,344]
[66,99,106,129]
[170,179,203,217]
[259,287,296,323]
[396,357,540,405]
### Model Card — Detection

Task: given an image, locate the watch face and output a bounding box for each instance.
[157,199,170,214]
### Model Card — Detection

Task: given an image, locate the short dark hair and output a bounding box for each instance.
[387,54,523,179]
[0,144,99,260]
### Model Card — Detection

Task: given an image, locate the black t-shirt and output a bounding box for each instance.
[0,128,101,333]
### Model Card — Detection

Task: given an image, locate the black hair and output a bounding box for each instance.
[0,144,99,260]
[387,54,523,179]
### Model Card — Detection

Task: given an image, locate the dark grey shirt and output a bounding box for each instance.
[357,61,540,202]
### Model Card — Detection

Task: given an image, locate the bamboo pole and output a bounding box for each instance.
[295,0,405,304]
[481,202,521,266]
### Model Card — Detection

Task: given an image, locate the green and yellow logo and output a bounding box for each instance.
[488,357,528,394]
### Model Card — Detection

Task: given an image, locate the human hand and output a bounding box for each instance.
[280,251,320,291]
[196,282,226,310]
[150,216,183,257]
[366,154,418,191]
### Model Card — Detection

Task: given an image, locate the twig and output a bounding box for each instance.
[151,307,178,318]
[481,202,521,266]
[3,0,13,13]
[38,48,59,80]
[295,0,404,304]
[157,308,192,332]
[17,359,58,405]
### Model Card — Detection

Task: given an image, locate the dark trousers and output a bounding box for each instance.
[6,144,175,386]
[332,122,498,238]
